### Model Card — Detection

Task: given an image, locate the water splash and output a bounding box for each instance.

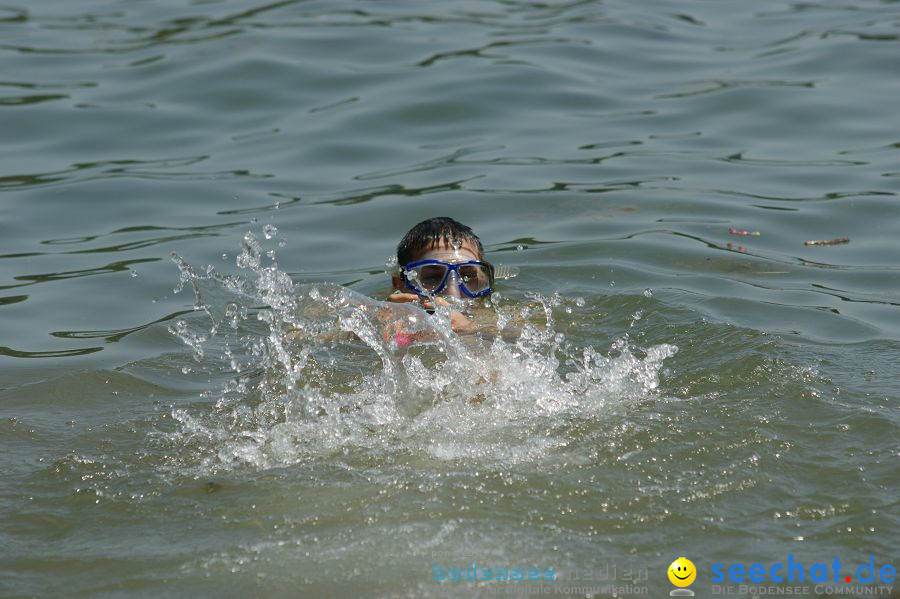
[164,229,677,474]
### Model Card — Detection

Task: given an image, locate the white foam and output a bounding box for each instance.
[165,230,677,475]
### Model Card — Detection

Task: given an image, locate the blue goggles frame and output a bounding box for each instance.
[401,259,495,298]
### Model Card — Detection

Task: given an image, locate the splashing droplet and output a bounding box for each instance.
[164,237,679,475]
[236,232,261,269]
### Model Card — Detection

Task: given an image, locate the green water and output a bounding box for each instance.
[1,0,898,597]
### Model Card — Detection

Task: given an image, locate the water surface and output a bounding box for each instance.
[1,0,898,597]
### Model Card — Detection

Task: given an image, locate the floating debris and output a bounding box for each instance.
[729,227,760,236]
[804,238,849,246]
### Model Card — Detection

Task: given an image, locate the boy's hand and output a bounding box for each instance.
[430,297,475,333]
[386,292,473,333]
[386,292,421,305]
[386,292,448,312]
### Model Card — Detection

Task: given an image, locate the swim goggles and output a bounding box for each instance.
[401,259,494,298]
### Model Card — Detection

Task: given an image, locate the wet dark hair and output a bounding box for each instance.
[397,217,485,266]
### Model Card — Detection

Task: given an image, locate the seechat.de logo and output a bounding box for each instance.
[711,555,895,585]
[668,557,696,597]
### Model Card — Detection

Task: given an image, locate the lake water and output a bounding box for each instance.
[1,0,898,597]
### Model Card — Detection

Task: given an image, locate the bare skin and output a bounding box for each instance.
[288,240,501,347]
[387,240,485,333]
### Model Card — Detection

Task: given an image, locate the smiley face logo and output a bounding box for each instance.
[668,557,696,587]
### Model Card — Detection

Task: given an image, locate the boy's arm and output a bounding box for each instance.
[386,292,475,333]
[285,328,356,344]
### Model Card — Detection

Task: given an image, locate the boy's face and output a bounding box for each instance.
[392,240,483,299]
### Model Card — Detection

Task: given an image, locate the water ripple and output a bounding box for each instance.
[0,257,159,291]
[0,345,102,358]
[417,37,589,67]
[0,156,270,191]
[313,178,483,206]
[722,151,867,167]
[51,309,194,343]
[655,79,816,99]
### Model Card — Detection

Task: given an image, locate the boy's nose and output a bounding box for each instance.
[440,272,462,298]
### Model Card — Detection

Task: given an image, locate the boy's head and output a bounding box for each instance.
[392,217,492,298]
[396,217,485,266]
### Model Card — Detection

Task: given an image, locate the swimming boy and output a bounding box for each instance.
[386,217,495,334]
[287,217,497,348]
